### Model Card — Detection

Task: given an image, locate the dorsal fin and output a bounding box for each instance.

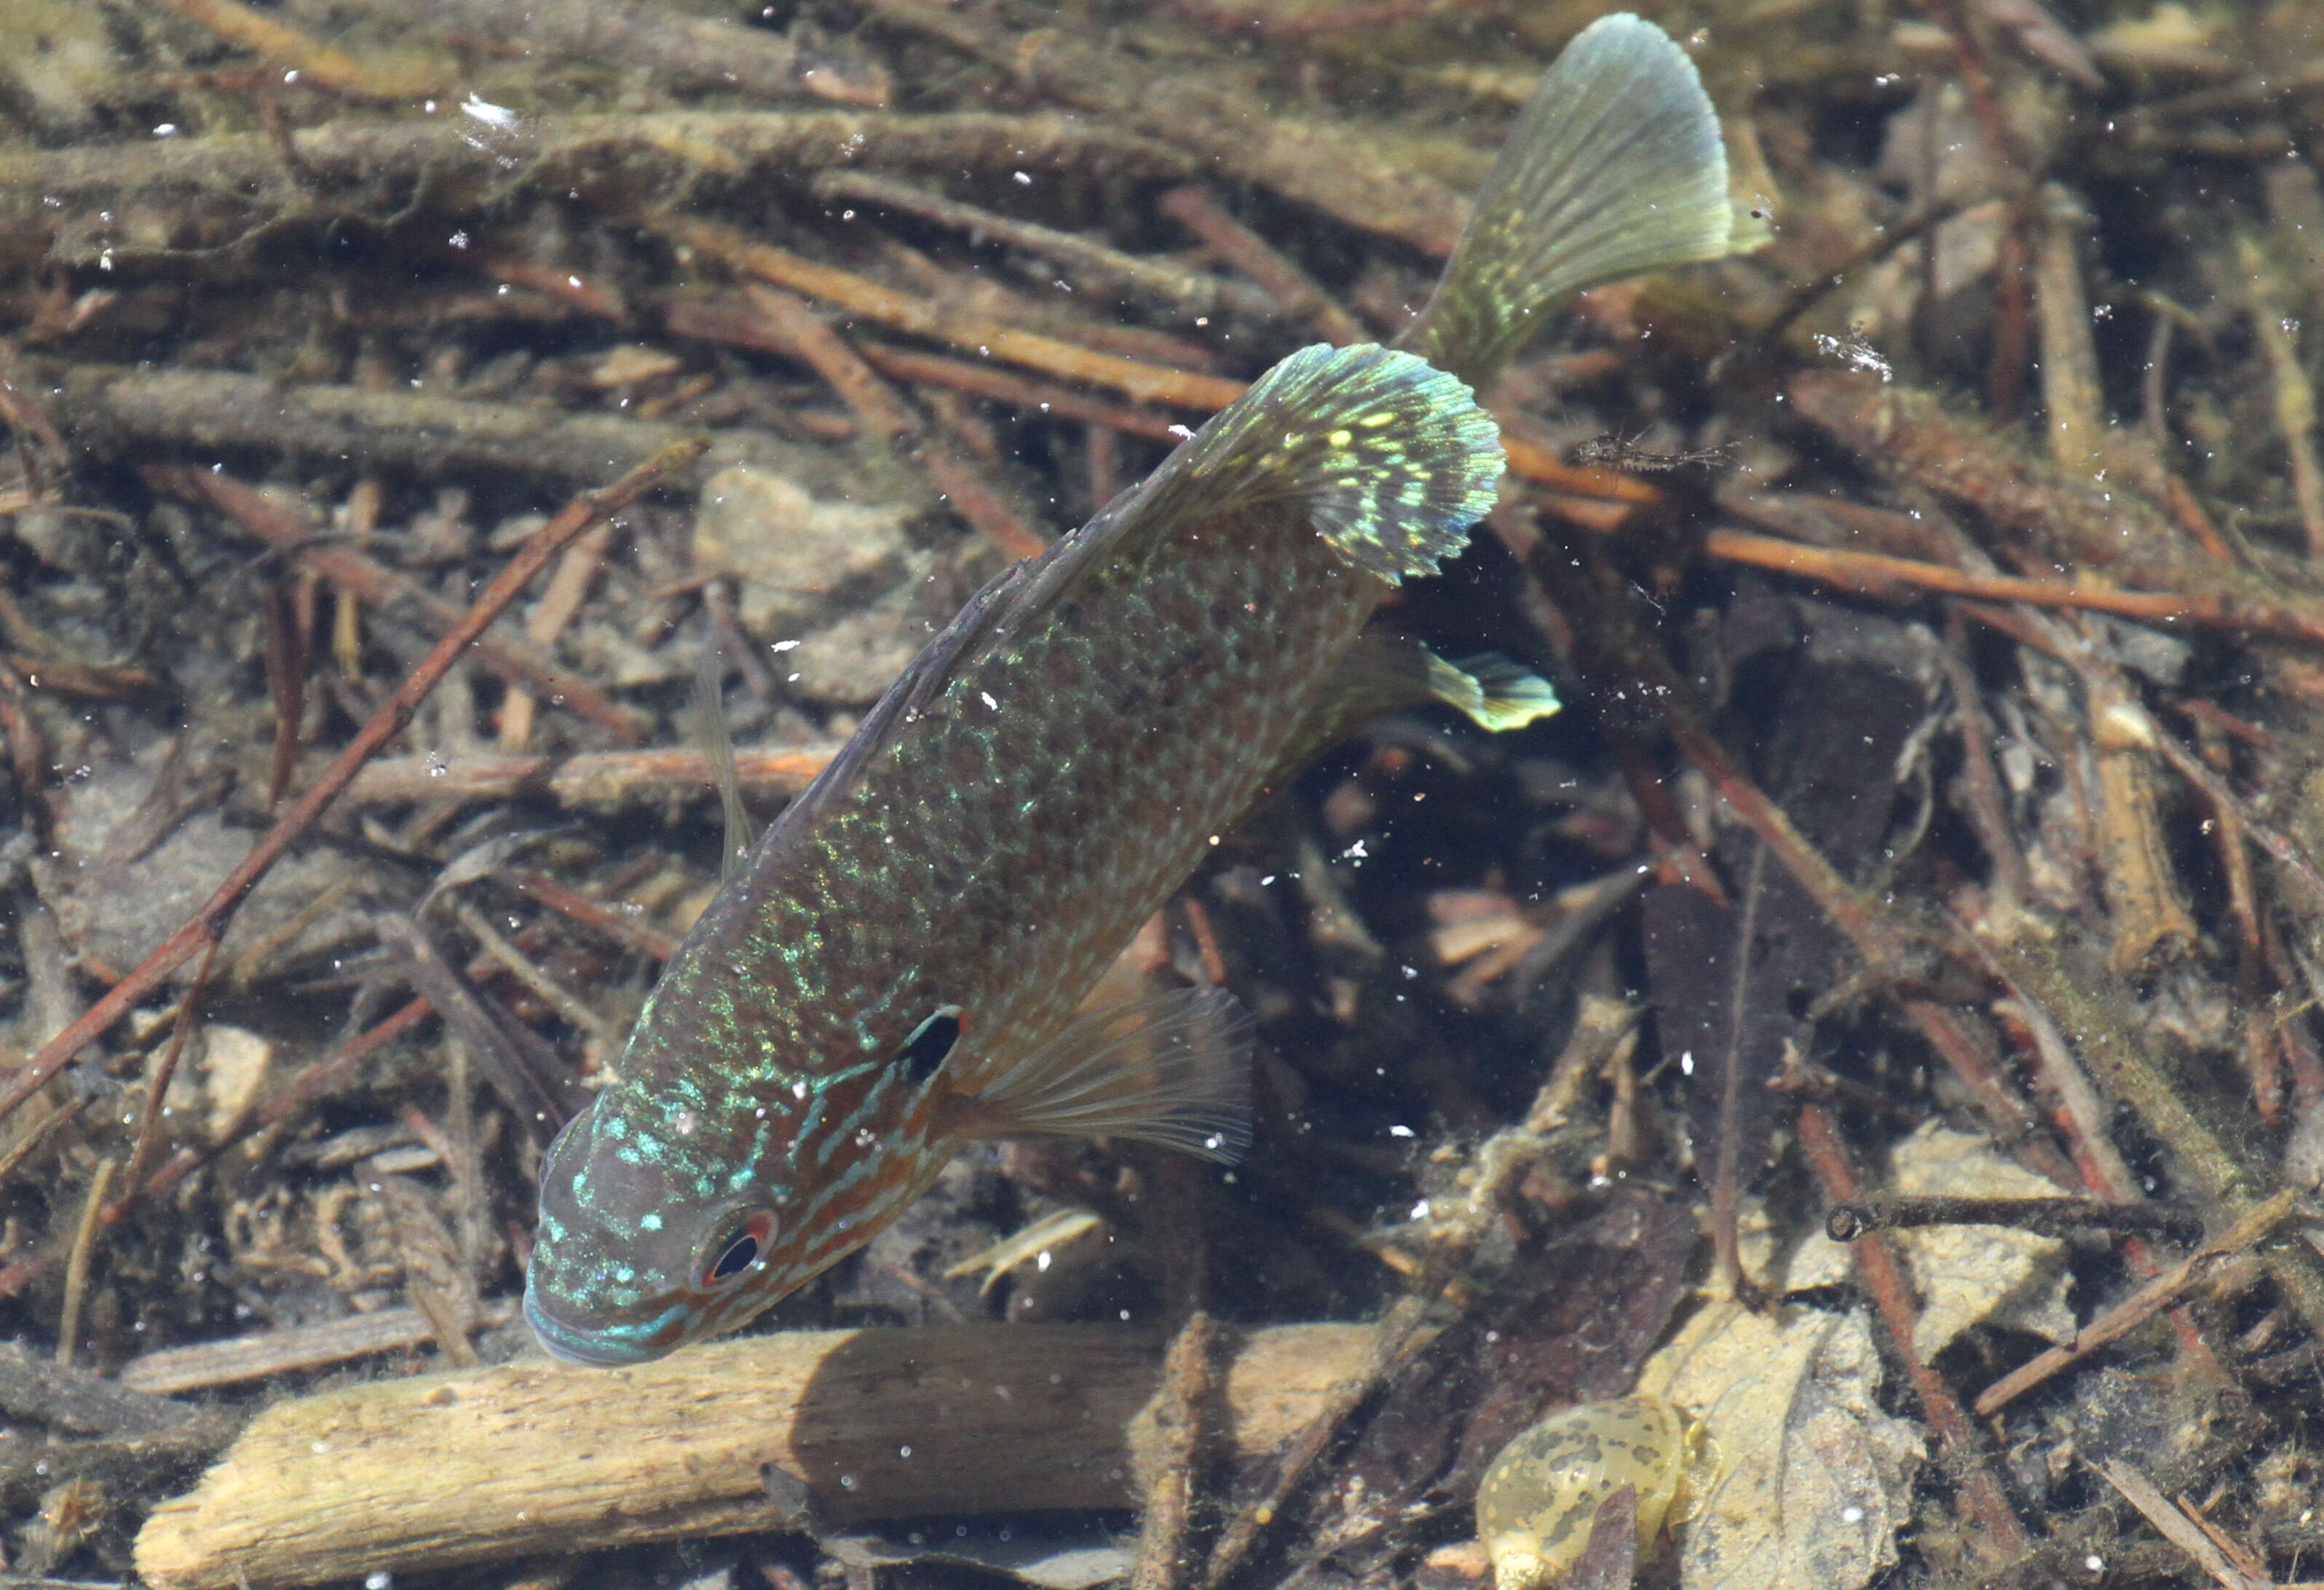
[749,343,1499,846]
[1399,14,1742,390]
[1005,341,1502,615]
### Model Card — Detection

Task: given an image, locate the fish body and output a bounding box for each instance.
[526,12,1743,1365]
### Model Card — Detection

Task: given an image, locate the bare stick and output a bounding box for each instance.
[344,743,837,810]
[134,1321,1374,1590]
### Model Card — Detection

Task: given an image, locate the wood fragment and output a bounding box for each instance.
[2241,234,2324,560]
[0,1340,200,1435]
[2097,1460,2271,1590]
[133,1321,1373,1590]
[1131,1312,1219,1590]
[2032,185,2109,480]
[2080,666,2197,973]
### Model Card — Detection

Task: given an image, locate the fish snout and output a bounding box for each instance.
[523,1280,671,1366]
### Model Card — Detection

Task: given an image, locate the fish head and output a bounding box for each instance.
[523,1046,937,1364]
[523,1080,820,1365]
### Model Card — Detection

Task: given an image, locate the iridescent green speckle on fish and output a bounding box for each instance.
[525,13,1744,1365]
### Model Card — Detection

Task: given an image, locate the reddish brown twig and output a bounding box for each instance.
[661,216,1250,410]
[0,442,703,1131]
[147,466,649,743]
[1161,186,1367,345]
[740,284,1049,559]
[507,870,681,962]
[1797,1104,2029,1562]
[1702,528,2324,641]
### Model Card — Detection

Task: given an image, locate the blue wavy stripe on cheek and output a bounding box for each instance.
[525,1287,691,1366]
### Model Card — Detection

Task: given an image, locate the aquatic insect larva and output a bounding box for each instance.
[1475,1394,1691,1590]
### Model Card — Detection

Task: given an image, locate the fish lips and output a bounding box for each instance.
[523,1281,673,1367]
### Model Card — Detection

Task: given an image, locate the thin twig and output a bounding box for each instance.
[1975,1191,2301,1415]
[1160,186,1367,344]
[1798,1106,2029,1562]
[0,442,703,1129]
[55,1158,117,1370]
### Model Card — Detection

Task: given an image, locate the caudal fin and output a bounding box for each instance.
[1400,14,1742,389]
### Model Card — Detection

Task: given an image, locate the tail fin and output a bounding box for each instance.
[1399,14,1740,389]
[1142,341,1505,585]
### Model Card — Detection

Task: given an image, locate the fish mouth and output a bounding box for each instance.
[523,1284,663,1367]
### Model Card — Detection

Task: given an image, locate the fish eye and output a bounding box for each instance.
[899,1005,963,1084]
[697,1210,775,1290]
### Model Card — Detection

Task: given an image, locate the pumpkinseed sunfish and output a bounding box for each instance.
[525,12,1744,1364]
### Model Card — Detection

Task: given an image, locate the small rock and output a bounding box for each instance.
[31,743,368,982]
[692,464,915,640]
[785,563,937,707]
[198,1026,274,1142]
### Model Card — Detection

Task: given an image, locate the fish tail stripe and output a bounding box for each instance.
[1402,14,1739,388]
[1177,342,1504,585]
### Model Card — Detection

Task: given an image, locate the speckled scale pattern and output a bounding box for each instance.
[1475,1395,1689,1590]
[526,345,1503,1360]
[526,8,1742,1361]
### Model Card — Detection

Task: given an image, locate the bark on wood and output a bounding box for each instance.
[134,1321,1372,1590]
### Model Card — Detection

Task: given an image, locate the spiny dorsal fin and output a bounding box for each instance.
[759,347,1498,839]
[1401,14,1740,389]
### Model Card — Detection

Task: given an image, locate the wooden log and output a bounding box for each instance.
[134,1321,1372,1590]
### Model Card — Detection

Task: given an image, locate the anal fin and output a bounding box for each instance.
[940,987,1254,1163]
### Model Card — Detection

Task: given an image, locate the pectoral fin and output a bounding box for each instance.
[937,987,1254,1163]
[1277,630,1561,772]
